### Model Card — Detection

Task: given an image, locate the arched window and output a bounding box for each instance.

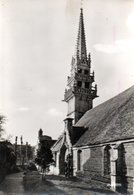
[104,145,111,176]
[77,150,82,171]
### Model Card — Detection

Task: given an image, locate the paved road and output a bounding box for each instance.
[0,172,121,195]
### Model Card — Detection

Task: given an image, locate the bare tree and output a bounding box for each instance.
[0,115,5,138]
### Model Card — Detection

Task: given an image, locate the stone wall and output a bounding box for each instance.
[123,142,134,177]
[50,151,60,175]
[121,142,134,193]
[73,146,103,177]
[73,141,134,194]
[83,147,103,176]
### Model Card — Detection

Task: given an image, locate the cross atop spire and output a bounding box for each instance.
[76,7,87,62]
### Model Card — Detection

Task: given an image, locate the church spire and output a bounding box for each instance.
[76,8,87,61]
[64,6,98,124]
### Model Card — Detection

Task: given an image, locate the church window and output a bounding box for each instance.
[78,68,82,73]
[84,70,89,75]
[77,81,82,88]
[104,146,111,176]
[77,150,82,171]
[85,82,89,89]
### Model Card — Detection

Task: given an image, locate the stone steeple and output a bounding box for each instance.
[76,8,87,62]
[64,8,98,124]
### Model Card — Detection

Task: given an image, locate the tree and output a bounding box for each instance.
[35,143,54,176]
[5,141,16,172]
[0,141,16,174]
[0,115,5,138]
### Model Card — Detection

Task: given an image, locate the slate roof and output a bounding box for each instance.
[51,134,64,152]
[51,126,87,152]
[69,126,87,145]
[74,85,134,147]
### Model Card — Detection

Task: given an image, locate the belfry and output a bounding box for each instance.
[51,7,98,175]
[64,8,98,123]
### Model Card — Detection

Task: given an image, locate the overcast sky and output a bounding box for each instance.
[0,0,134,145]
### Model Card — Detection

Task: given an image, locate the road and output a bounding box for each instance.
[0,172,121,195]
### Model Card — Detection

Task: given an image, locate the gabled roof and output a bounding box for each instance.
[51,125,86,152]
[51,134,64,152]
[74,85,134,147]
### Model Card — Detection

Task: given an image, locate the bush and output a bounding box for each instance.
[27,162,37,171]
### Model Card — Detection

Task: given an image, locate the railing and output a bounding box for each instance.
[64,85,97,101]
[66,70,95,87]
[75,72,94,82]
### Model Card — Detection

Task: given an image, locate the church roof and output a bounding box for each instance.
[51,134,63,152]
[74,85,134,147]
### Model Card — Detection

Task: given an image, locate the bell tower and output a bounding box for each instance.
[64,8,98,124]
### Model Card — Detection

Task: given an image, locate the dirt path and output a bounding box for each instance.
[0,172,121,195]
[45,175,120,195]
[0,172,24,194]
[23,173,120,195]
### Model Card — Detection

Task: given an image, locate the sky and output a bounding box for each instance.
[1,0,134,146]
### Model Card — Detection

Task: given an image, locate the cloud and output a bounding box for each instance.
[94,39,134,54]
[18,107,30,112]
[47,108,63,117]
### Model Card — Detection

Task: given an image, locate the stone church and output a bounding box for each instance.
[51,7,97,175]
[51,8,134,194]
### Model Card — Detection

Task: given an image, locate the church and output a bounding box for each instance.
[51,7,134,194]
[51,7,97,176]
